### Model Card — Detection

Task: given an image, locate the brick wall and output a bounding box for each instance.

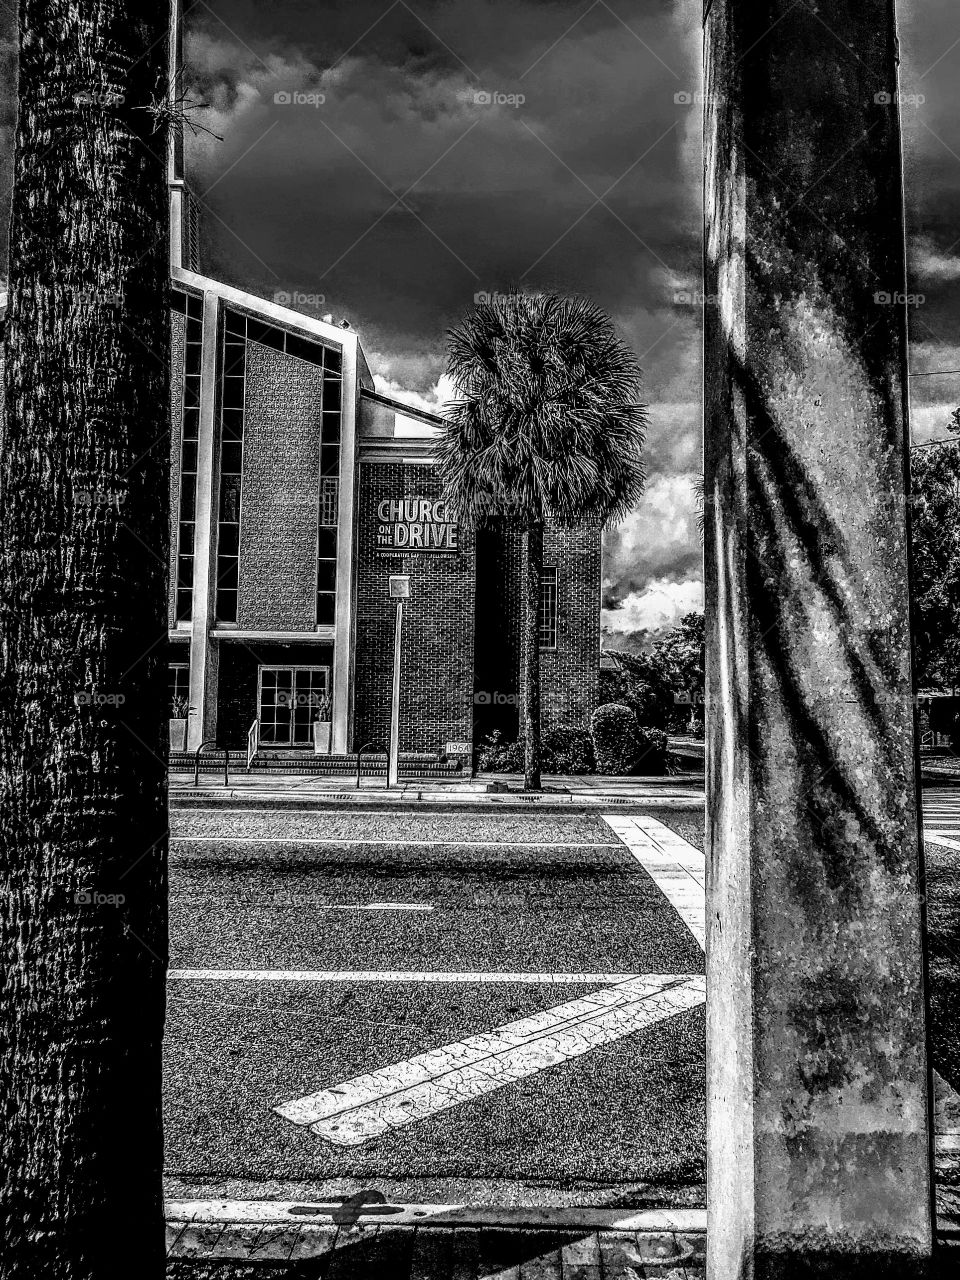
[168,307,185,627]
[474,524,601,743]
[237,343,326,631]
[353,461,475,753]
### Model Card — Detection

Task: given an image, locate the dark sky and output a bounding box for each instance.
[1,1,959,648]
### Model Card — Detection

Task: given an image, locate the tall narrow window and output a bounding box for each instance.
[173,290,203,622]
[216,308,246,622]
[539,567,559,650]
[168,663,190,718]
[317,476,339,626]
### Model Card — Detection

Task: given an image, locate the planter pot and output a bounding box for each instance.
[169,718,187,752]
[313,721,331,755]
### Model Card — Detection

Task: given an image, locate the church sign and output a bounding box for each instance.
[375,498,459,553]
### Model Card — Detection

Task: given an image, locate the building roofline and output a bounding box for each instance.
[360,387,446,428]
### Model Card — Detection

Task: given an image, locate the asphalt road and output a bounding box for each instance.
[163,807,706,1206]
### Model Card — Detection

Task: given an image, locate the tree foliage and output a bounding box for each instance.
[910,439,960,690]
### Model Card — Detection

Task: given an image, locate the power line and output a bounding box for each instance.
[908,370,960,377]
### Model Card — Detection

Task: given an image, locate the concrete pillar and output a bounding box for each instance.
[703,2,934,1276]
[331,336,358,754]
[186,290,220,751]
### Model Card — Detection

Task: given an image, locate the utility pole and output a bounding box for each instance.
[703,2,933,1276]
[387,575,409,789]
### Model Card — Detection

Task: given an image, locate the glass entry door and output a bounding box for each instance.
[258,666,330,747]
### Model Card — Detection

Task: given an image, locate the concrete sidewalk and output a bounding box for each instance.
[169,771,706,809]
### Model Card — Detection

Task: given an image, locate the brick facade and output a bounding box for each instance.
[237,342,326,632]
[474,525,601,745]
[353,461,476,753]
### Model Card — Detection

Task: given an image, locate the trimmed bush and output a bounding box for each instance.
[591,702,641,775]
[541,725,595,774]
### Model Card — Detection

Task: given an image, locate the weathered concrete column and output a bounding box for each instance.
[703,2,934,1276]
[186,289,220,751]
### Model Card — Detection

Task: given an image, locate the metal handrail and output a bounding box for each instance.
[246,719,259,772]
[356,741,383,790]
[194,740,229,788]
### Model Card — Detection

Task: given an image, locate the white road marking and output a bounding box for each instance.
[601,815,706,952]
[314,903,433,912]
[925,833,960,851]
[167,970,643,984]
[275,973,706,1147]
[170,836,619,847]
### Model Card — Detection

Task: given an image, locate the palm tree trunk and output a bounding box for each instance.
[0,3,170,1276]
[523,523,543,790]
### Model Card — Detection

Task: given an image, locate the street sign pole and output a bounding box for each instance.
[387,599,403,789]
[387,575,409,790]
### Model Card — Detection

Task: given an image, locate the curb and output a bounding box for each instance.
[169,789,706,811]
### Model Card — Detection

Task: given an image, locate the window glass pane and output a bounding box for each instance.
[322,410,341,442]
[323,379,342,412]
[179,477,196,521]
[317,560,336,593]
[183,379,200,410]
[316,593,336,625]
[225,309,246,337]
[320,446,340,477]
[317,527,337,558]
[218,522,239,556]
[222,377,245,410]
[247,319,284,351]
[286,333,325,366]
[185,343,202,376]
[223,346,245,377]
[222,409,244,441]
[325,346,342,374]
[217,557,239,591]
[182,407,200,441]
[178,523,195,554]
[221,440,243,474]
[181,440,198,475]
[220,474,241,522]
[539,567,558,649]
[217,590,237,623]
[171,290,186,315]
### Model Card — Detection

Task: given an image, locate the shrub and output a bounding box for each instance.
[591,703,641,775]
[478,726,596,774]
[634,725,668,776]
[541,724,595,774]
[477,731,525,773]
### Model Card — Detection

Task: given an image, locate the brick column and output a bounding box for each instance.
[703,2,934,1276]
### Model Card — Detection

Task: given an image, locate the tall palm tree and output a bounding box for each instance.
[0,2,170,1276]
[437,292,647,790]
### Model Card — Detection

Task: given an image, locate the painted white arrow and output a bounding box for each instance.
[274,816,709,1147]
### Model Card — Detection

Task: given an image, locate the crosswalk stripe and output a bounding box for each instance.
[275,974,706,1146]
[601,815,706,952]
